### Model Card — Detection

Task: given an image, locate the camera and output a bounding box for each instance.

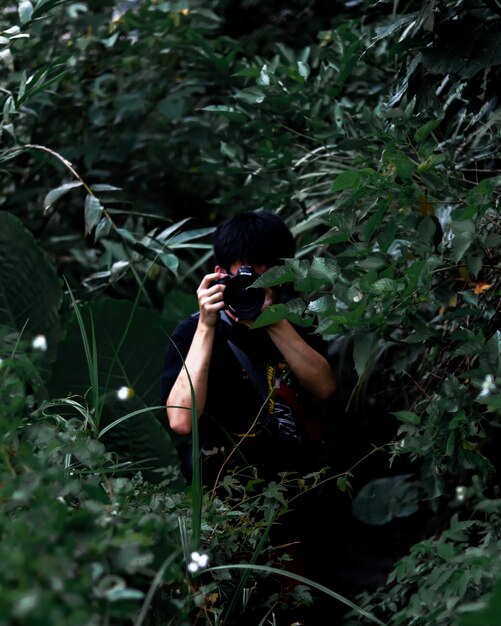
[213,266,265,319]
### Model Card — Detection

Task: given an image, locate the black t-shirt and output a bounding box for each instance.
[160,314,328,484]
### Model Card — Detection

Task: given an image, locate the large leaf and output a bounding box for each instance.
[0,211,62,344]
[48,298,180,482]
[48,298,170,409]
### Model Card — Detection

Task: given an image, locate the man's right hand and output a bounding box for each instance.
[197,272,227,328]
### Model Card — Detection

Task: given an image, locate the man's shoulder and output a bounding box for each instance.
[170,313,199,339]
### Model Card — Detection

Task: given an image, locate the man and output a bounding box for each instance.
[161,210,336,487]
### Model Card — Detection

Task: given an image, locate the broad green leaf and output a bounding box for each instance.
[253,263,298,288]
[297,61,310,80]
[258,64,270,85]
[373,13,418,43]
[306,295,337,315]
[95,216,112,242]
[332,170,362,192]
[252,299,308,329]
[84,195,103,235]
[43,181,83,212]
[0,211,62,346]
[90,184,122,192]
[393,411,421,426]
[358,254,387,271]
[48,299,178,481]
[353,332,377,379]
[18,0,33,23]
[201,105,247,122]
[386,149,414,179]
[337,476,348,492]
[48,299,171,411]
[309,256,340,285]
[352,475,420,525]
[167,227,214,246]
[370,278,395,294]
[451,219,475,262]
[234,87,266,104]
[159,253,179,272]
[414,118,442,143]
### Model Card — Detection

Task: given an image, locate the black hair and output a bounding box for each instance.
[212,210,296,270]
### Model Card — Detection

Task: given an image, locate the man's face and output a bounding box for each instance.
[228,262,268,276]
[214,261,269,276]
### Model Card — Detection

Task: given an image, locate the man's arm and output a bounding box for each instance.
[233,286,337,401]
[266,319,337,401]
[166,272,226,435]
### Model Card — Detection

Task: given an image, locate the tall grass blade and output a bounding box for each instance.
[97,405,166,438]
[162,330,202,550]
[64,279,99,434]
[206,564,387,626]
[134,550,180,626]
[222,506,278,622]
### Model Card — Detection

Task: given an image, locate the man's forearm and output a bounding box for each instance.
[166,322,216,435]
[266,319,336,400]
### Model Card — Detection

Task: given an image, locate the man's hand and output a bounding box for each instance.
[197,272,226,328]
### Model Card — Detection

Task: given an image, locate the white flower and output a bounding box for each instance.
[32,335,48,351]
[187,551,210,573]
[116,386,134,400]
[455,485,466,502]
[479,374,496,398]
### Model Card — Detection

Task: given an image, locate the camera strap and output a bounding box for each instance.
[219,311,268,403]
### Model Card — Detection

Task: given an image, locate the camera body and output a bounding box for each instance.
[213,266,265,319]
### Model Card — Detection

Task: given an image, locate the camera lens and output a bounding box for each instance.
[224,284,265,319]
[222,267,265,319]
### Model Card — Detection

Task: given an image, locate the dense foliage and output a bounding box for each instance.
[1,0,500,624]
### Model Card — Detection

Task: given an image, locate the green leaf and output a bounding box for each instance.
[43,181,83,212]
[95,216,112,242]
[393,411,421,426]
[332,170,362,192]
[387,150,414,179]
[159,253,179,272]
[337,476,349,492]
[84,195,103,235]
[414,118,442,143]
[309,256,340,285]
[370,278,395,294]
[352,475,420,525]
[48,299,173,412]
[253,264,297,288]
[0,211,62,345]
[252,298,307,329]
[297,61,310,80]
[18,0,34,24]
[234,87,266,104]
[451,219,475,262]
[201,105,247,122]
[90,184,122,192]
[353,333,378,379]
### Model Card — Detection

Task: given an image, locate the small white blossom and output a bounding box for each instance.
[455,485,466,502]
[116,386,134,400]
[187,551,210,573]
[479,374,496,398]
[32,335,48,351]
